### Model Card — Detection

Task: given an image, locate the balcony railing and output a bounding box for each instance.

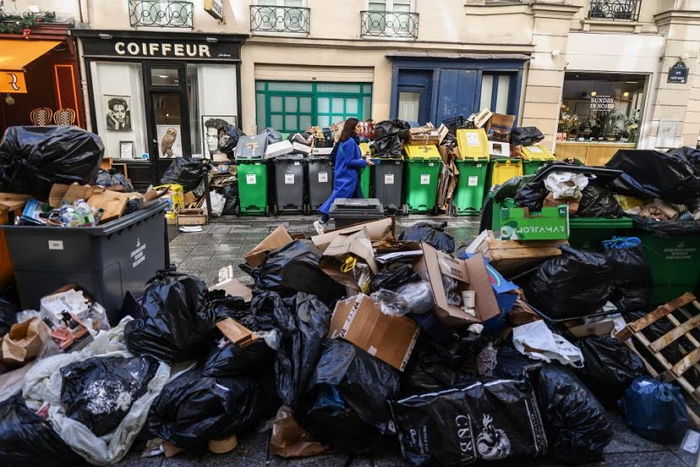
[250,6,310,35]
[360,11,419,39]
[128,0,194,28]
[588,0,641,21]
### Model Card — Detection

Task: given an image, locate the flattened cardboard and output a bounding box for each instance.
[244,226,294,267]
[328,294,419,371]
[64,183,105,204]
[210,277,253,303]
[216,318,256,347]
[566,320,615,339]
[415,243,501,328]
[312,217,394,252]
[320,227,378,291]
[88,191,129,222]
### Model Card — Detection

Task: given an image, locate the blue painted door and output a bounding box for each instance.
[436,69,478,124]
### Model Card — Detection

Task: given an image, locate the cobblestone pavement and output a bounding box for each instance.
[118,215,685,467]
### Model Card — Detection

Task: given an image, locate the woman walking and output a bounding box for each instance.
[314,118,373,234]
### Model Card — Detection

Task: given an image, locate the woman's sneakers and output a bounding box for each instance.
[313,220,326,235]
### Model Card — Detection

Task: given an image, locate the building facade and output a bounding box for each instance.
[4,0,700,174]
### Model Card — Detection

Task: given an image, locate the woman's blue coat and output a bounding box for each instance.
[319,137,367,215]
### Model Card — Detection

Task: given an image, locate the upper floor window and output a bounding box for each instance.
[250,0,310,35]
[362,0,418,39]
[128,0,194,28]
[588,0,641,21]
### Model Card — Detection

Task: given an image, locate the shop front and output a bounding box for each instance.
[0,23,84,131]
[74,30,246,190]
[388,55,527,125]
[556,72,649,166]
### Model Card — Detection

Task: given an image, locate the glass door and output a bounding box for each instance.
[145,63,191,180]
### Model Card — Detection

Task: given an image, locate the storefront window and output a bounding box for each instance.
[90,61,148,159]
[559,72,647,143]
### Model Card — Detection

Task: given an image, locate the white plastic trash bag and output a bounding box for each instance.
[512,320,584,368]
[202,190,226,217]
[22,318,172,466]
[544,171,589,201]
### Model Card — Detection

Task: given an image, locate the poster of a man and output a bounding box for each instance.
[202,115,236,158]
[105,96,131,131]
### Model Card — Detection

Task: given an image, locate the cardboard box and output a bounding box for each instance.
[265,140,294,159]
[176,208,208,226]
[414,244,501,328]
[88,191,130,222]
[489,141,511,158]
[466,230,567,275]
[319,227,378,291]
[48,184,71,207]
[244,226,294,267]
[312,217,394,252]
[566,319,616,339]
[487,113,516,134]
[216,318,256,347]
[328,294,419,371]
[64,183,106,204]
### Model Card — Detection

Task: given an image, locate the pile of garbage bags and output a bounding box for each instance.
[0,210,694,465]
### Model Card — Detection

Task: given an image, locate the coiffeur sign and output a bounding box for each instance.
[81,36,238,62]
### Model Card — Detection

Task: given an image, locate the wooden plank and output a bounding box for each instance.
[671,347,700,378]
[664,310,700,349]
[650,313,700,353]
[629,293,697,333]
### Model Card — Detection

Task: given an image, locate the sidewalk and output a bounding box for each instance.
[117,215,686,467]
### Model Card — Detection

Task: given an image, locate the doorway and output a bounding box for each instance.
[145,63,191,180]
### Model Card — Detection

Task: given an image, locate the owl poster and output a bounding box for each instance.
[156,124,183,158]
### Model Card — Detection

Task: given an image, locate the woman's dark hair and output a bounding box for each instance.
[339,118,360,142]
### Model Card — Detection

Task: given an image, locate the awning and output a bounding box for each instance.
[0,39,60,93]
[0,40,60,70]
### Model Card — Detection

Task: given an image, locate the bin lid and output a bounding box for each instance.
[275,153,305,161]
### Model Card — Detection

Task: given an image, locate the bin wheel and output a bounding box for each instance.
[235,205,240,217]
[303,204,311,216]
[401,204,410,216]
[273,204,279,216]
[431,206,440,216]
[265,206,271,217]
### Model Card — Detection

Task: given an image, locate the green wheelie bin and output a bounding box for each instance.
[403,145,442,214]
[453,157,489,216]
[236,160,269,216]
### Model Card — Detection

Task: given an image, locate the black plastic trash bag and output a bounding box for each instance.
[390,379,548,465]
[510,127,544,147]
[602,237,652,312]
[576,184,624,218]
[576,336,646,408]
[0,297,18,337]
[605,149,699,204]
[306,339,399,433]
[298,384,383,454]
[373,119,410,158]
[536,363,612,464]
[620,377,690,444]
[667,146,700,175]
[218,183,239,215]
[160,157,211,192]
[124,267,215,364]
[60,356,159,436]
[96,169,134,192]
[147,369,260,449]
[399,221,455,253]
[514,178,549,211]
[370,263,421,292]
[526,245,612,319]
[400,333,484,396]
[0,394,84,466]
[632,215,700,236]
[255,292,331,408]
[218,125,245,158]
[0,125,104,198]
[252,240,345,303]
[201,341,275,379]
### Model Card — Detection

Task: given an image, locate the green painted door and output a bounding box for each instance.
[256,81,372,132]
